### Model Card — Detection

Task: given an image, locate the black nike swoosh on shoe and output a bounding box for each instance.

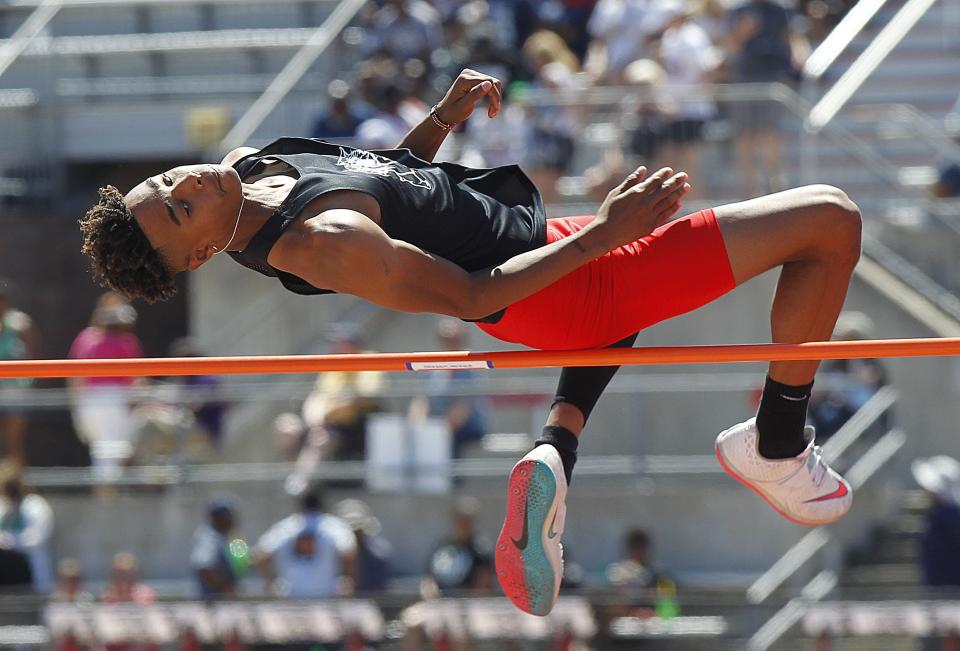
[511,499,529,550]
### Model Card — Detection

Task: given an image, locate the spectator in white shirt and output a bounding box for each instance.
[253,491,357,599]
[656,1,720,199]
[0,466,53,592]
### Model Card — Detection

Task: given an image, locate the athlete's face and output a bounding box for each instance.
[125,164,243,272]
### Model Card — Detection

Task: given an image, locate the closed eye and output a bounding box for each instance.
[181,201,191,217]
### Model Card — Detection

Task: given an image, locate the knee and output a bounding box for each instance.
[808,185,862,263]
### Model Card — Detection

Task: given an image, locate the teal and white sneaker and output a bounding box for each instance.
[495,444,567,616]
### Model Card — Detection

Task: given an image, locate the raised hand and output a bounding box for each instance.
[594,166,691,248]
[434,69,504,126]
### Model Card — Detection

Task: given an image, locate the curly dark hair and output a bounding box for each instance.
[79,185,177,303]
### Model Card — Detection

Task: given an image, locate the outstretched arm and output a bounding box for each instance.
[397,68,503,162]
[271,167,690,320]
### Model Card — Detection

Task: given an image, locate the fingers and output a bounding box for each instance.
[616,166,648,193]
[636,167,674,192]
[469,80,493,103]
[650,175,691,224]
[487,79,503,118]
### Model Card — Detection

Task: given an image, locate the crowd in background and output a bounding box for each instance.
[310,0,857,202]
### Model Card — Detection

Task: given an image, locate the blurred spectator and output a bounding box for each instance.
[606,528,658,590]
[521,30,582,203]
[68,296,144,493]
[356,76,425,150]
[459,80,531,169]
[931,161,960,198]
[365,0,444,63]
[102,552,155,604]
[422,496,494,596]
[133,338,224,465]
[912,456,960,586]
[655,1,721,200]
[585,0,658,84]
[810,312,889,440]
[168,337,226,449]
[725,0,808,196]
[284,326,386,495]
[253,490,357,598]
[190,497,242,600]
[52,559,93,604]
[101,553,158,651]
[310,79,367,141]
[0,278,37,467]
[0,464,52,592]
[334,498,393,593]
[562,0,600,60]
[606,527,677,619]
[408,319,490,459]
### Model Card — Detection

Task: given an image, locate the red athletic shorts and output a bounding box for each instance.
[475,209,736,350]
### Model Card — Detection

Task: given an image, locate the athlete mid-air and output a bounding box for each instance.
[80,69,859,615]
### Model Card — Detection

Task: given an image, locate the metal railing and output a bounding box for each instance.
[807,0,942,131]
[744,388,905,650]
[746,388,899,605]
[0,0,61,81]
[219,0,367,152]
[748,428,907,650]
[803,0,893,80]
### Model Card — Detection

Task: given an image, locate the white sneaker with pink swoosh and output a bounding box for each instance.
[715,418,853,526]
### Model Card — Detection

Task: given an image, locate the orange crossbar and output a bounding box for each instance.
[0,337,959,379]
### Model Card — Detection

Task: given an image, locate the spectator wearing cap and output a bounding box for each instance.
[190,498,241,600]
[334,498,393,593]
[0,278,38,467]
[68,293,144,493]
[310,80,367,141]
[253,491,357,599]
[912,456,960,587]
[422,496,494,596]
[0,464,53,592]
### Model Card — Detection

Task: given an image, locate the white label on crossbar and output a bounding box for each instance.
[406,361,494,371]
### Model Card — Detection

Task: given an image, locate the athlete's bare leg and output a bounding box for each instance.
[716,184,862,385]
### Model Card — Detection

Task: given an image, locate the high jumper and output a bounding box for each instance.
[79,68,861,616]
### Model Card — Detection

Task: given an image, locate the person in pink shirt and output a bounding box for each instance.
[68,295,143,493]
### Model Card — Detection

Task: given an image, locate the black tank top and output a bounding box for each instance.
[228,138,547,309]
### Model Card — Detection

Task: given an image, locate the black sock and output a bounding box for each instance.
[535,425,578,484]
[756,376,813,459]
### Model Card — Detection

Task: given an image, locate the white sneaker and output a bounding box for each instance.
[495,444,567,616]
[715,418,852,526]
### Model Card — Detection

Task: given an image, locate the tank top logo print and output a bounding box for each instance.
[336,147,432,190]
